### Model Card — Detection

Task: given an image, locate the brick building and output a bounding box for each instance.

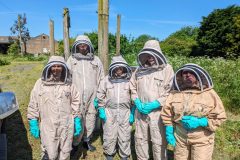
[0,33,58,55]
[25,33,58,54]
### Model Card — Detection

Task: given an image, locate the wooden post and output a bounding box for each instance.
[63,8,70,60]
[116,14,121,56]
[98,0,109,74]
[49,19,55,56]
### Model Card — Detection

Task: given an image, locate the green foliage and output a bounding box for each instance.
[7,42,19,56]
[10,13,30,54]
[0,57,11,66]
[57,37,75,56]
[0,54,48,62]
[214,120,240,159]
[161,26,198,57]
[197,5,240,58]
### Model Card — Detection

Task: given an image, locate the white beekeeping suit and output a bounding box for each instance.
[97,55,133,160]
[67,35,104,151]
[130,40,174,160]
[28,56,81,160]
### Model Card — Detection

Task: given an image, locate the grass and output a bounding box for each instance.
[0,59,240,159]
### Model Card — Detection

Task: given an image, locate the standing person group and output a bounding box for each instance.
[27,35,226,160]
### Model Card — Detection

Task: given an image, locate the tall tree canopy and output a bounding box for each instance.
[10,13,30,55]
[197,5,240,58]
[161,26,198,57]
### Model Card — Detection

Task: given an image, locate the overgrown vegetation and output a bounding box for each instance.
[197,5,240,58]
[0,54,49,63]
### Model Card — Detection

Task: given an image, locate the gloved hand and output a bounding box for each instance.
[134,98,146,114]
[74,117,82,136]
[181,115,208,130]
[142,100,161,114]
[94,98,98,109]
[129,105,136,124]
[99,107,107,122]
[29,119,40,139]
[165,126,176,147]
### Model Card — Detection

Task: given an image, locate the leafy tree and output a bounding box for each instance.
[7,41,19,56]
[161,26,199,57]
[197,5,240,58]
[10,13,30,55]
[56,37,75,56]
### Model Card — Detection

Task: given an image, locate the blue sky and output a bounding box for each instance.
[0,0,239,41]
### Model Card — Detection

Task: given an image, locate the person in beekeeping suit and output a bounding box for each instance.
[130,40,174,160]
[27,56,82,160]
[96,55,135,160]
[161,63,227,160]
[67,35,104,152]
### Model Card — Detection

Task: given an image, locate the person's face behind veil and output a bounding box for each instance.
[51,64,63,78]
[77,43,89,55]
[182,70,198,88]
[145,55,156,67]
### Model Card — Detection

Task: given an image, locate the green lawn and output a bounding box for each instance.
[0,61,239,160]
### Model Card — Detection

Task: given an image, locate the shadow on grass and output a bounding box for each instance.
[6,110,32,160]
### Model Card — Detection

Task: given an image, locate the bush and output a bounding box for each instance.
[0,57,11,66]
[7,42,19,56]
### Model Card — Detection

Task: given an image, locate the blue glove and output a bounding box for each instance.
[29,119,40,139]
[94,98,98,109]
[142,100,161,114]
[134,98,146,114]
[129,105,136,124]
[99,108,107,122]
[74,117,82,136]
[181,115,208,130]
[165,126,176,147]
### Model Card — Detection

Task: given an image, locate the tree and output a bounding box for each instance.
[10,13,30,55]
[197,5,240,58]
[161,26,199,57]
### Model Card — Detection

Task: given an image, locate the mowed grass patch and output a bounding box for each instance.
[0,61,43,160]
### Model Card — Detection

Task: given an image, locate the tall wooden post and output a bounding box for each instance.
[116,14,121,56]
[63,8,70,60]
[49,19,55,56]
[98,0,109,74]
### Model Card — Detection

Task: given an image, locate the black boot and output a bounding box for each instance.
[105,155,114,160]
[82,141,96,152]
[70,144,79,156]
[121,157,128,160]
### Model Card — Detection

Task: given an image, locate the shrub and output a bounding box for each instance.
[7,42,19,56]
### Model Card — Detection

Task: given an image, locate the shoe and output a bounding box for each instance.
[121,157,128,160]
[70,145,79,156]
[82,141,96,152]
[105,155,114,160]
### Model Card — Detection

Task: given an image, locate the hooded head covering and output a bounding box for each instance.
[135,40,168,77]
[137,40,167,68]
[71,35,94,60]
[174,63,213,91]
[41,56,71,84]
[108,55,132,83]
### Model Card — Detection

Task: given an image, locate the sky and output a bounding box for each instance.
[0,0,239,41]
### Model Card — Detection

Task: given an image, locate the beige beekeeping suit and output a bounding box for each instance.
[161,63,227,160]
[67,35,104,145]
[97,55,133,158]
[27,56,81,160]
[130,40,174,160]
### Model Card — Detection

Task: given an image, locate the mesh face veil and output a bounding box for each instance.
[174,63,213,91]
